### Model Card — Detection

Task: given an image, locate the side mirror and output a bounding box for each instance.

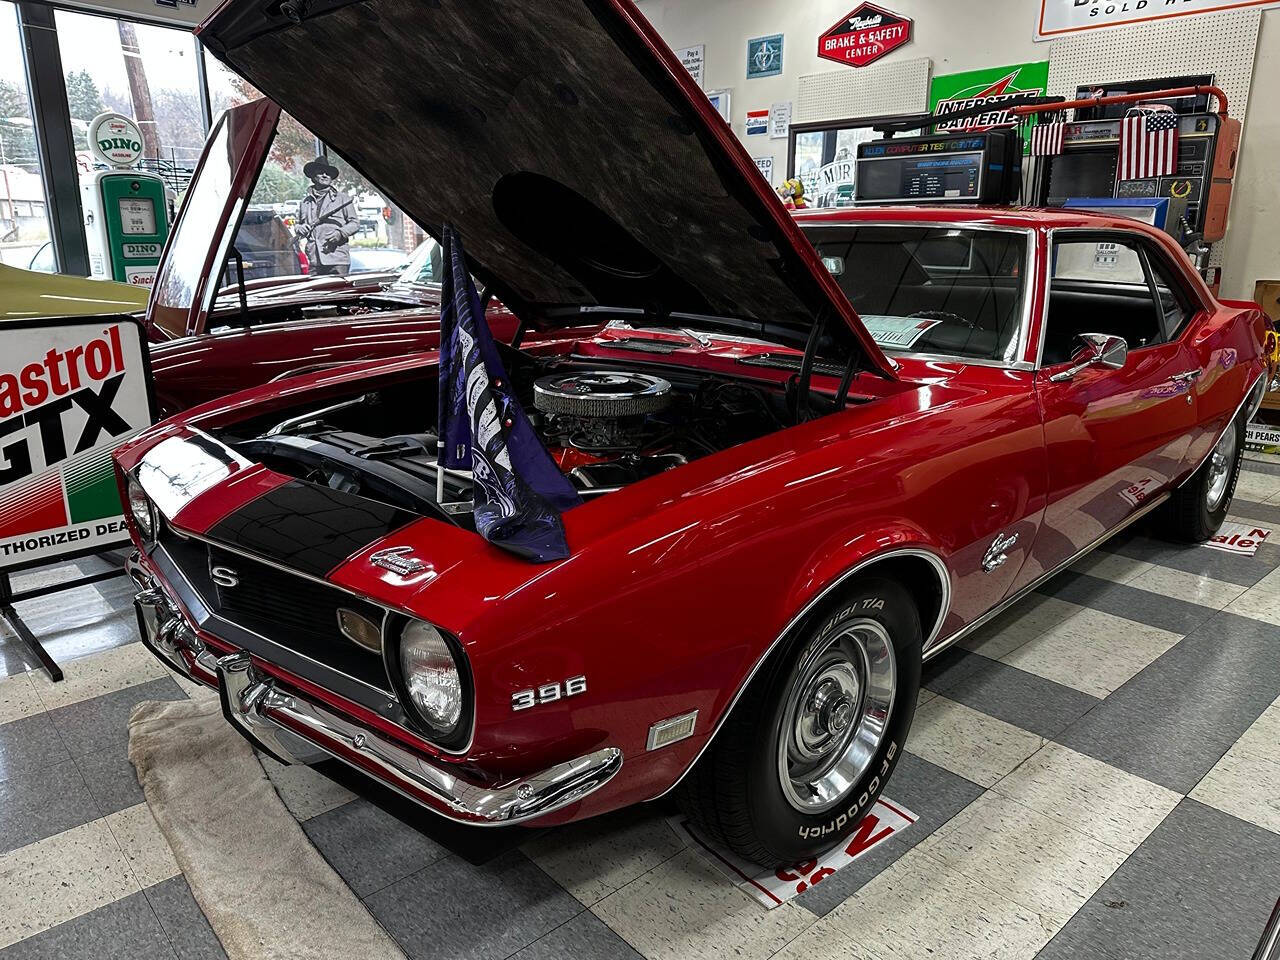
[1049,333,1128,382]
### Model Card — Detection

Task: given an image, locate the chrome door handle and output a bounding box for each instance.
[1171,369,1202,383]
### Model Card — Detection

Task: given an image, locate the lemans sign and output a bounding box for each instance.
[0,317,154,571]
[818,3,912,68]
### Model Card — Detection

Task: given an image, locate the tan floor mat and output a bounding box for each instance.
[128,697,407,960]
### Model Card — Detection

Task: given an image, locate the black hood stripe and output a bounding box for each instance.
[207,479,415,578]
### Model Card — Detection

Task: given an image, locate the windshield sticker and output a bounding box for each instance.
[861,315,943,348]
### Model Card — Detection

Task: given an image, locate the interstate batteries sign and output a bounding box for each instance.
[0,317,153,571]
[929,61,1049,153]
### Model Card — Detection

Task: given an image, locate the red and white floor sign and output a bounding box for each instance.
[1204,521,1272,556]
[669,797,916,909]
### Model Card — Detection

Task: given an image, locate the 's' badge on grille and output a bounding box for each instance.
[369,546,428,578]
[210,565,239,588]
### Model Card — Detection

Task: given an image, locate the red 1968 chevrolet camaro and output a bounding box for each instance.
[115,0,1272,865]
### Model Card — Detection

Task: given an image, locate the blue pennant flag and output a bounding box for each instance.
[436,225,581,562]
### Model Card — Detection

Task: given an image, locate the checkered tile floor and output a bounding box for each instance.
[3,458,1280,960]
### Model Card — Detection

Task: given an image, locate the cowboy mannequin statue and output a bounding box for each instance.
[296,157,358,275]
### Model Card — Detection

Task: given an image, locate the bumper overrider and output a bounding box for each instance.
[128,557,623,826]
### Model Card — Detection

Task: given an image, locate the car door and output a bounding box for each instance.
[1017,230,1201,585]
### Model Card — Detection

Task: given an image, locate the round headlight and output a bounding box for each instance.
[127,475,156,540]
[398,620,464,735]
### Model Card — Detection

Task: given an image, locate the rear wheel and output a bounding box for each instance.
[676,577,921,866]
[1162,412,1245,542]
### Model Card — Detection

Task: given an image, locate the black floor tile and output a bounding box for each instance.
[1036,799,1280,960]
[923,649,1100,738]
[0,758,99,856]
[303,797,449,897]
[509,911,642,960]
[0,711,71,783]
[1101,533,1275,587]
[1036,570,1217,634]
[75,750,147,816]
[144,876,228,960]
[0,890,175,960]
[364,850,582,960]
[46,677,186,759]
[1057,610,1280,793]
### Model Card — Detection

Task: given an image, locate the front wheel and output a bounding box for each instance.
[676,577,921,866]
[1162,411,1245,542]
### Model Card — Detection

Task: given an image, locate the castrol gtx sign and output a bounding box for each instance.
[818,3,912,68]
[0,317,153,570]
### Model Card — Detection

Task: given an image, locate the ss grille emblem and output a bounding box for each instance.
[210,565,240,588]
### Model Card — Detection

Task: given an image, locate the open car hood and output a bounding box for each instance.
[196,0,894,378]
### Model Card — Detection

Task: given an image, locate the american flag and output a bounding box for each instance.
[1118,107,1179,181]
[1030,119,1066,156]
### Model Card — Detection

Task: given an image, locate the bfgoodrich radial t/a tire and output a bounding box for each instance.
[1163,412,1246,543]
[676,577,921,867]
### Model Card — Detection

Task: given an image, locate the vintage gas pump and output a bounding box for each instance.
[79,113,170,289]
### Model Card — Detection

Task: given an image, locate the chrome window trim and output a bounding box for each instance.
[798,220,1037,371]
[1035,226,1212,371]
[658,545,951,799]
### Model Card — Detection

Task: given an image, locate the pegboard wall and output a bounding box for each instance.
[1047,8,1261,267]
[795,56,931,125]
[1046,9,1260,120]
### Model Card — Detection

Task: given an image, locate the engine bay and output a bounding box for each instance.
[224,354,789,526]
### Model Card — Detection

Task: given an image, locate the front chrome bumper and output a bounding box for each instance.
[128,556,623,826]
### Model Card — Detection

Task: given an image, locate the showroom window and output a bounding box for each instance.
[55,9,206,183]
[0,0,55,271]
[204,50,427,287]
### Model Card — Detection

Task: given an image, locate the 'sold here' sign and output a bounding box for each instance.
[0,317,153,570]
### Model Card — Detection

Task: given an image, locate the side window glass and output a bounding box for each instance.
[1145,251,1195,340]
[1044,237,1163,365]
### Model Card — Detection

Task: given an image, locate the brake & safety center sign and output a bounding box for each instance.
[0,317,153,570]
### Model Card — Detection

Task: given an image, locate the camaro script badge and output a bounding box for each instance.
[369,546,428,578]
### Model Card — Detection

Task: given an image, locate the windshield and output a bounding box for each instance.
[805,225,1028,363]
[393,237,443,287]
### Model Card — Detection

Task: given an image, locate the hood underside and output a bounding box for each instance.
[197,0,893,377]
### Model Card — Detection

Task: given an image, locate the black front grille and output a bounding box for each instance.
[160,529,391,692]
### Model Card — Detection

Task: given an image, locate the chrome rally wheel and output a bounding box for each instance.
[777,619,896,814]
[1206,423,1238,512]
[675,576,921,867]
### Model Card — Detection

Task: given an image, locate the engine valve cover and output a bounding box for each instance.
[533,371,672,418]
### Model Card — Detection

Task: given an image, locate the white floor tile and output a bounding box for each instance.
[593,848,815,960]
[772,921,886,959]
[0,671,43,726]
[961,595,1082,661]
[105,803,181,889]
[1000,607,1181,699]
[916,792,1128,925]
[994,742,1181,852]
[0,819,140,949]
[1191,696,1280,835]
[822,847,1059,960]
[906,696,1043,788]
[1224,567,1280,627]
[1126,565,1247,609]
[29,642,168,711]
[1233,471,1280,503]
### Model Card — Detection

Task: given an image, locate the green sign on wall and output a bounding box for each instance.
[928,61,1050,153]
